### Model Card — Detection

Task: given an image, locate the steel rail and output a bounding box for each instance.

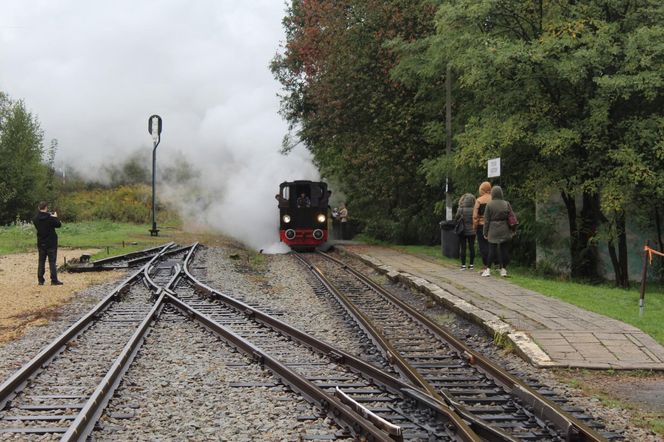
[177,243,482,442]
[142,244,194,292]
[294,252,516,442]
[0,242,174,412]
[314,250,607,442]
[61,291,166,441]
[61,264,183,441]
[91,243,167,266]
[164,292,398,442]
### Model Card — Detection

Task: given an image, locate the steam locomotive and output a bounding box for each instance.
[277,180,330,250]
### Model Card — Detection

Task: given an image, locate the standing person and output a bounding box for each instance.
[296,192,311,208]
[339,203,349,240]
[473,181,492,272]
[482,186,513,277]
[455,193,476,270]
[33,201,63,285]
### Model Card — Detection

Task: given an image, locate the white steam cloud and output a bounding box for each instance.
[0,1,318,250]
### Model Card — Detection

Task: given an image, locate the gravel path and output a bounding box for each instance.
[0,249,122,343]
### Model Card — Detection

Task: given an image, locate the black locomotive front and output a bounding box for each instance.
[277,180,329,250]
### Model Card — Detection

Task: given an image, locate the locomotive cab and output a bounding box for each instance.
[278,180,329,250]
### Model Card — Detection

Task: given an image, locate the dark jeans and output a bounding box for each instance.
[38,247,58,283]
[476,231,490,267]
[488,241,510,269]
[459,234,475,266]
[340,222,348,240]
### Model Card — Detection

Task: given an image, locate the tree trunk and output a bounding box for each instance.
[655,206,663,283]
[655,206,663,252]
[617,211,629,288]
[562,191,600,279]
[607,211,629,288]
[561,191,579,276]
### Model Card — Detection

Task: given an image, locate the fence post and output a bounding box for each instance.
[639,240,649,318]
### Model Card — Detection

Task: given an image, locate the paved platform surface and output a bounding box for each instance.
[340,244,664,370]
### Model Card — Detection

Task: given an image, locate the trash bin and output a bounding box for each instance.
[440,220,459,259]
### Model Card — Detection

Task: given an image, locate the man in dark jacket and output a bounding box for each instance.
[33,201,63,285]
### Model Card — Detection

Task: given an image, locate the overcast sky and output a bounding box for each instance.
[0,1,319,249]
[0,1,311,171]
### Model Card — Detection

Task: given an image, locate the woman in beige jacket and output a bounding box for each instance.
[472,181,492,271]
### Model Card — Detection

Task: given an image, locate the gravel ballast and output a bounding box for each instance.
[94,306,345,441]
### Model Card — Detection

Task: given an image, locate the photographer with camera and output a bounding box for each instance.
[33,201,63,286]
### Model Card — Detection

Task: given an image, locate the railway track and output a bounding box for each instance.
[67,243,194,272]
[173,243,489,441]
[0,243,191,441]
[294,251,618,442]
[0,242,628,440]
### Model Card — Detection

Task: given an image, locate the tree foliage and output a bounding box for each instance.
[390,0,664,283]
[272,0,444,243]
[0,93,51,225]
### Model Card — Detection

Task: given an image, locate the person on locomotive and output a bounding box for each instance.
[297,192,311,208]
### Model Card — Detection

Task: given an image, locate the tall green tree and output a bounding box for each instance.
[272,0,443,243]
[0,95,47,224]
[392,0,664,284]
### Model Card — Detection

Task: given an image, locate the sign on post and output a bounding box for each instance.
[148,115,163,237]
[488,157,501,178]
[148,115,162,144]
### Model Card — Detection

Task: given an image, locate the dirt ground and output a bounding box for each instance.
[0,249,123,343]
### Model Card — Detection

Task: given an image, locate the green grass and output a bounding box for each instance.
[369,242,664,346]
[0,220,174,259]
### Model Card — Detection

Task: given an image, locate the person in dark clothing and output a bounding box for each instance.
[33,201,63,285]
[482,186,513,277]
[296,193,311,208]
[455,193,476,270]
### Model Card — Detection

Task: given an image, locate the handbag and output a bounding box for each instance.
[507,204,518,230]
[454,216,465,235]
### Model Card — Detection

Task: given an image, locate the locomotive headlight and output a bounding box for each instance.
[282,215,291,223]
[316,214,326,223]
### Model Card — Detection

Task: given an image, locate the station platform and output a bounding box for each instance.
[339,244,664,370]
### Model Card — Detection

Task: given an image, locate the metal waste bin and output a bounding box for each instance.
[440,220,459,259]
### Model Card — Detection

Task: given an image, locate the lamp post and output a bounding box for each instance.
[148,115,162,236]
[445,64,453,220]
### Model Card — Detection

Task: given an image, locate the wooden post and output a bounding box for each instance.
[639,240,649,317]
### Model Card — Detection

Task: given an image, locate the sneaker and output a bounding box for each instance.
[38,281,44,286]
[481,268,490,277]
[469,264,474,270]
[51,280,64,286]
[500,268,508,277]
[460,265,466,271]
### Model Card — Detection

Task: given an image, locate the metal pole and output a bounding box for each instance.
[445,64,452,221]
[639,240,649,317]
[150,138,160,236]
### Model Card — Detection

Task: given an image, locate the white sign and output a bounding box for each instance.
[488,157,501,178]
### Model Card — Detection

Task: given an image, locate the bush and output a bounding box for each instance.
[57,185,177,224]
